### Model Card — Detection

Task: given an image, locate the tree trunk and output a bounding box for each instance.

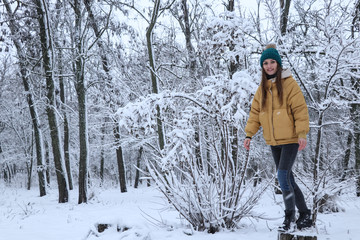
[146,0,165,150]
[3,0,47,197]
[181,0,196,73]
[59,44,73,191]
[27,140,34,190]
[71,0,89,204]
[34,0,69,203]
[355,124,360,196]
[194,126,203,170]
[45,141,50,185]
[83,0,111,74]
[114,125,127,193]
[100,133,105,186]
[225,1,239,174]
[63,114,73,190]
[27,159,33,190]
[341,131,353,181]
[134,147,143,188]
[204,129,211,176]
[312,113,323,223]
[226,0,239,78]
[84,0,123,191]
[227,0,234,10]
[53,0,73,191]
[352,0,360,197]
[5,163,12,183]
[146,166,151,187]
[352,87,360,197]
[77,80,89,203]
[279,0,291,36]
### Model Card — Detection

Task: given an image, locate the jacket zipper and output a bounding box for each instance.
[269,86,276,144]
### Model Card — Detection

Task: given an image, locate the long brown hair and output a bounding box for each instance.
[261,66,283,109]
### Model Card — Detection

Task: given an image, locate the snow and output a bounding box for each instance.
[1,184,359,240]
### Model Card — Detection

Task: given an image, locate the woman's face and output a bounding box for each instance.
[262,59,278,75]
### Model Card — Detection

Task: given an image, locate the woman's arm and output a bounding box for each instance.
[287,78,310,140]
[244,87,262,139]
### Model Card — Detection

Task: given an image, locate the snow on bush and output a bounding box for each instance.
[116,71,271,232]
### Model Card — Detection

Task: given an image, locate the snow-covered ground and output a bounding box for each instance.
[0,184,359,240]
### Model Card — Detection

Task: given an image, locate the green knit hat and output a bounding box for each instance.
[260,44,282,67]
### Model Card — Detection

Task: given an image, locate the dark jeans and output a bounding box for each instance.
[271,143,309,212]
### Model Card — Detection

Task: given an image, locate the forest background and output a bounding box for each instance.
[0,0,359,233]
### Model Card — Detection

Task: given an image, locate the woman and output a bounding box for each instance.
[243,44,312,231]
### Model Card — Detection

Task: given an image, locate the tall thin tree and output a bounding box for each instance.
[54,0,74,190]
[83,0,127,192]
[34,0,69,202]
[3,0,47,197]
[351,0,360,196]
[71,0,89,204]
[147,0,166,150]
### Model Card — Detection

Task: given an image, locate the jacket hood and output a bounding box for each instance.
[281,68,292,79]
[267,68,292,83]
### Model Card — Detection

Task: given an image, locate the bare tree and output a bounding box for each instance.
[146,0,165,150]
[71,0,89,204]
[351,0,360,196]
[3,0,47,197]
[54,0,74,190]
[33,0,69,202]
[83,0,127,192]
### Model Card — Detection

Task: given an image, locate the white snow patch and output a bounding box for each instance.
[0,184,359,240]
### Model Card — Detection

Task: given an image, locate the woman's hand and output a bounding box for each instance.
[244,138,251,151]
[298,138,307,151]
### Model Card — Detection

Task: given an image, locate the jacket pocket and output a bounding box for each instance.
[259,112,271,141]
[273,109,296,140]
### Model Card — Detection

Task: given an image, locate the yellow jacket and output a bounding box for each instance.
[245,69,309,146]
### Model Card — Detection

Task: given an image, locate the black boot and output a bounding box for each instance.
[296,210,312,230]
[279,210,296,231]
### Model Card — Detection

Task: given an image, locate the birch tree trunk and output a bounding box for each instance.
[3,0,47,197]
[34,0,69,203]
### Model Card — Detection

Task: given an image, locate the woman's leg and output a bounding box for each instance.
[271,144,297,211]
[271,144,311,229]
[289,172,309,212]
